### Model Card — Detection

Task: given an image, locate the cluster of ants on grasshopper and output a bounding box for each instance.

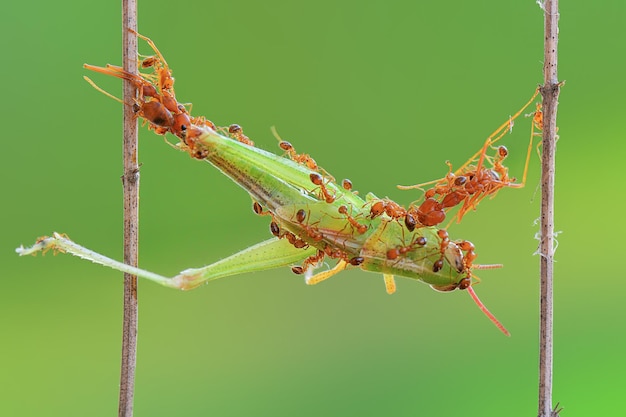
[21,30,544,336]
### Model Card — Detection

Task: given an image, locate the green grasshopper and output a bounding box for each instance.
[16,33,542,336]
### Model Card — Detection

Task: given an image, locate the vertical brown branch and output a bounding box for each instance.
[119,1,139,417]
[538,1,560,416]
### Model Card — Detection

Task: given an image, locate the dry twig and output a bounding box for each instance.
[119,1,139,416]
[537,0,561,416]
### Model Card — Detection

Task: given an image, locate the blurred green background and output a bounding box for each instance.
[2,1,624,416]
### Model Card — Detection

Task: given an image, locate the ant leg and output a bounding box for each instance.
[397,161,455,192]
[520,101,544,186]
[454,88,541,176]
[83,64,147,87]
[83,76,127,105]
[129,29,170,69]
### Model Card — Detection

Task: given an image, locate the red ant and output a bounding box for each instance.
[284,231,308,249]
[292,207,324,242]
[407,198,445,227]
[368,199,419,232]
[85,31,223,151]
[403,144,523,227]
[83,66,179,133]
[291,249,327,275]
[295,208,320,240]
[431,229,457,274]
[227,124,255,146]
[368,199,407,220]
[338,205,368,235]
[323,244,348,261]
[385,234,427,260]
[303,223,324,242]
[280,141,318,170]
[253,201,272,216]
[399,89,542,226]
[309,173,335,203]
[301,249,326,272]
[271,127,318,170]
[531,102,543,131]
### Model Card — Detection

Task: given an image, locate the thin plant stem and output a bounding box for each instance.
[538,0,560,416]
[119,1,139,417]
